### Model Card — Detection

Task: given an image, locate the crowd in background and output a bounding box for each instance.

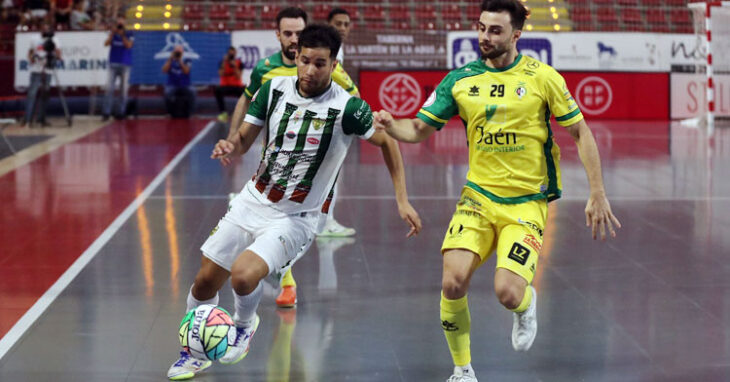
[1,0,127,31]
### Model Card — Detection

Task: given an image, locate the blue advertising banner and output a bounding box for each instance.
[131,32,231,85]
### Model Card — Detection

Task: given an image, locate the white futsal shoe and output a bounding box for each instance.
[219,314,260,365]
[167,351,212,380]
[446,366,478,381]
[512,285,538,351]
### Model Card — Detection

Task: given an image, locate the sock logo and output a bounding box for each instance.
[508,242,530,265]
[441,320,459,331]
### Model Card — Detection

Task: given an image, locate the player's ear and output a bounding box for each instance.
[513,28,522,42]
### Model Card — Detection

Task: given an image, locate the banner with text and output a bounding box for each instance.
[231,31,281,86]
[670,73,730,119]
[15,31,109,88]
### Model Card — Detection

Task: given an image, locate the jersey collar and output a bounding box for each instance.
[481,54,523,73]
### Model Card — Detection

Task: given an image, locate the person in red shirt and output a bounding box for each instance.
[214,46,245,122]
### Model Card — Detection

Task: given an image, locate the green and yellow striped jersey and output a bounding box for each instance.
[417,55,583,204]
[244,51,358,99]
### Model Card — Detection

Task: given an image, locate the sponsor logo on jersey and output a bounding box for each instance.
[515,86,526,99]
[423,90,437,108]
[307,137,320,145]
[468,85,480,96]
[286,131,296,139]
[518,218,544,238]
[448,223,464,237]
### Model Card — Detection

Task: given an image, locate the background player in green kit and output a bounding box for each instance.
[374,0,621,380]
[224,7,360,308]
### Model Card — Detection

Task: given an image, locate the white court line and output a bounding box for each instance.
[149,194,730,202]
[0,121,216,361]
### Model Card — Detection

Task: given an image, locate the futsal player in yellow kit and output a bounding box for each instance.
[374,0,621,380]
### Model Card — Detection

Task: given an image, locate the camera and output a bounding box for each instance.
[41,32,56,69]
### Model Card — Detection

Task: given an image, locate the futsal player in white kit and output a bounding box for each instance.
[167,24,422,380]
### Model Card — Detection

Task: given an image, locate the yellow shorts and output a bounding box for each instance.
[441,186,547,283]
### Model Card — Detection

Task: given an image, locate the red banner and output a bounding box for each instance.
[361,70,670,121]
[562,72,669,120]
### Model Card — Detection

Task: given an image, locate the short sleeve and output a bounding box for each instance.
[244,61,264,99]
[342,97,375,139]
[332,63,359,96]
[416,74,458,130]
[545,70,583,127]
[244,79,271,126]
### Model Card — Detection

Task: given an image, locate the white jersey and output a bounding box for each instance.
[336,46,345,65]
[241,75,374,218]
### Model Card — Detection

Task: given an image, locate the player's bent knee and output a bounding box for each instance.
[442,274,469,299]
[495,283,524,310]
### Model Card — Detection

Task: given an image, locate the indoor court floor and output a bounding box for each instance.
[0,117,728,381]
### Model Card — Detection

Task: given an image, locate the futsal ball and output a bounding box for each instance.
[179,304,235,361]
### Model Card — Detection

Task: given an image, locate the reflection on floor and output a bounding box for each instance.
[0,119,729,381]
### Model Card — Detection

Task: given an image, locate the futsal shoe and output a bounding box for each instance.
[220,314,260,365]
[446,366,478,382]
[512,285,538,351]
[318,218,355,237]
[167,351,212,380]
[275,285,297,308]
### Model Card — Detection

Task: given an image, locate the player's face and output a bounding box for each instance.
[477,11,520,60]
[276,17,306,60]
[329,14,351,42]
[296,47,336,96]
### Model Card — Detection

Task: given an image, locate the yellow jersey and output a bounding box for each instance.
[417,54,583,204]
[244,51,358,99]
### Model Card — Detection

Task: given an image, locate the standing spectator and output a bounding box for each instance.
[51,0,72,29]
[70,0,93,30]
[1,0,21,24]
[328,8,352,65]
[162,45,195,118]
[214,46,244,122]
[22,23,61,127]
[102,16,133,120]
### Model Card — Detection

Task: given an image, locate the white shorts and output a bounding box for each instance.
[201,201,316,279]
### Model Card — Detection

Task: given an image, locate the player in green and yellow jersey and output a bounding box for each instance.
[223,7,360,309]
[374,0,621,380]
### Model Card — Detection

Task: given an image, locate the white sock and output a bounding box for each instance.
[233,282,263,327]
[186,285,219,312]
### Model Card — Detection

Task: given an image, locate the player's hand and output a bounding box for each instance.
[398,200,422,238]
[373,110,394,132]
[585,192,621,240]
[211,139,235,165]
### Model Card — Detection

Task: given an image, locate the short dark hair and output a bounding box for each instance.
[480,0,529,30]
[327,7,350,22]
[276,7,308,29]
[298,24,341,60]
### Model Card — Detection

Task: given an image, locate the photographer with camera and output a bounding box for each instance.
[21,23,61,127]
[213,46,244,123]
[162,44,195,118]
[102,17,134,121]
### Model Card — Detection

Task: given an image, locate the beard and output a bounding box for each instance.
[282,44,297,60]
[480,43,509,60]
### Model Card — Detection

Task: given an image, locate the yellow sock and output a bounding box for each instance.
[280,268,296,288]
[440,291,471,366]
[510,285,533,313]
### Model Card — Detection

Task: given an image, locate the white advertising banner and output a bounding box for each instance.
[230,30,280,85]
[448,31,702,72]
[671,73,730,119]
[15,31,109,88]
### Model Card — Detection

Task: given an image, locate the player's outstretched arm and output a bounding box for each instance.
[212,121,262,166]
[373,110,436,143]
[367,130,422,237]
[566,119,622,240]
[227,94,252,142]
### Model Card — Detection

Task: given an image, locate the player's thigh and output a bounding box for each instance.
[247,216,315,279]
[200,218,255,272]
[495,202,546,284]
[441,188,497,266]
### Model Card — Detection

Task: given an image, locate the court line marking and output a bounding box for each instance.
[0,121,217,361]
[148,195,730,202]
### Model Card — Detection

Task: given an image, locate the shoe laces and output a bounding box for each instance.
[174,351,191,367]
